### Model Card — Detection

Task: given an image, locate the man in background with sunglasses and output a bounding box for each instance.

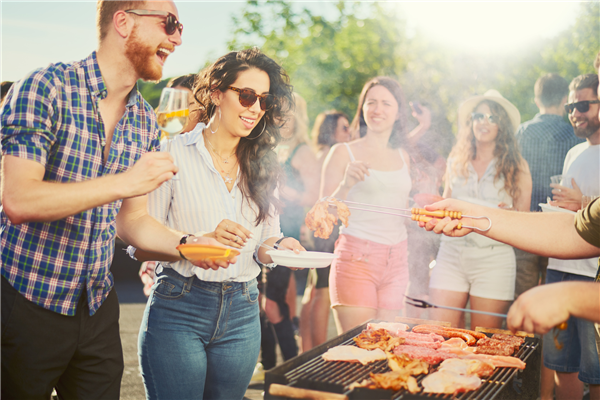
[0,2,224,399]
[543,72,600,400]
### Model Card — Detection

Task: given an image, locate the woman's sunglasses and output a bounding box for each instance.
[125,9,183,36]
[471,112,499,124]
[228,86,275,111]
[564,100,600,114]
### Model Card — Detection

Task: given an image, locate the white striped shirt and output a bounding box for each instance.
[149,123,281,282]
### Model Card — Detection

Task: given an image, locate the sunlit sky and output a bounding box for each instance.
[1,1,582,83]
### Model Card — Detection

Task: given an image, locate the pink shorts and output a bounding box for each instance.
[329,234,409,310]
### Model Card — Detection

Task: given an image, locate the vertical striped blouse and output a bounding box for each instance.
[149,123,281,282]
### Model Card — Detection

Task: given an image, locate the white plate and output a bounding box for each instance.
[266,250,337,268]
[539,203,576,214]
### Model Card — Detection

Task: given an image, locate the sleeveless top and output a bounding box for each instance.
[443,157,512,248]
[340,143,412,245]
[280,144,306,240]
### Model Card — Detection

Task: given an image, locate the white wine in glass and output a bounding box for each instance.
[156,88,190,150]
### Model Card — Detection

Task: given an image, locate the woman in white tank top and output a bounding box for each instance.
[320,77,412,334]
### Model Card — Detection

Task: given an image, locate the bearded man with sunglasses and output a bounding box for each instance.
[0,2,228,399]
[542,73,600,400]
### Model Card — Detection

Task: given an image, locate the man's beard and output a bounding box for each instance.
[573,115,600,139]
[125,28,163,82]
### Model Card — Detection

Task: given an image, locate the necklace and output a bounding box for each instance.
[205,136,236,164]
[207,143,238,184]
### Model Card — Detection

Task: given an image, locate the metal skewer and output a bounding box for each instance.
[405,295,507,318]
[325,198,493,232]
[405,295,569,331]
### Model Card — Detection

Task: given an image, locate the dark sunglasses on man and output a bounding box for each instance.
[228,86,275,111]
[125,9,183,36]
[564,100,600,114]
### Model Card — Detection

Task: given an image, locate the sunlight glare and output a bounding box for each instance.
[400,2,579,54]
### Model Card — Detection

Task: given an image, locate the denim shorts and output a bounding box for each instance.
[138,267,260,399]
[543,269,600,384]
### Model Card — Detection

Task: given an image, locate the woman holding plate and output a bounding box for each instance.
[135,48,304,400]
[428,90,532,329]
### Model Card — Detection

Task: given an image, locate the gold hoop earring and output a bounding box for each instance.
[246,118,267,141]
[209,106,221,134]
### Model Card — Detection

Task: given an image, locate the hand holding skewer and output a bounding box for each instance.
[417,198,493,236]
[320,198,490,232]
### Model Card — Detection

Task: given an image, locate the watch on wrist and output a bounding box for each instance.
[180,234,195,245]
[179,234,195,260]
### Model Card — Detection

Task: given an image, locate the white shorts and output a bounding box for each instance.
[429,239,516,301]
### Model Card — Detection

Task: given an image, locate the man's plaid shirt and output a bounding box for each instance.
[516,113,583,212]
[1,52,160,316]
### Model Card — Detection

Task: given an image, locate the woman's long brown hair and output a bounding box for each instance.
[192,48,294,225]
[448,99,524,200]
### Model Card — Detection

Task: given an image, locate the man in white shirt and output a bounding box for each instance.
[546,73,600,400]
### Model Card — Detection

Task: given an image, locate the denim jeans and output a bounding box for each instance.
[543,269,600,384]
[138,267,260,399]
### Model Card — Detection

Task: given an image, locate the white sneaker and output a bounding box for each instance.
[250,362,265,382]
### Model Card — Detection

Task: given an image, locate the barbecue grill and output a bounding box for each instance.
[265,320,541,400]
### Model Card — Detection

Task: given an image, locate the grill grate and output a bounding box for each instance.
[266,322,540,400]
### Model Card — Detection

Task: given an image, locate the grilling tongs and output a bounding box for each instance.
[404,295,507,318]
[405,295,569,331]
[326,198,492,232]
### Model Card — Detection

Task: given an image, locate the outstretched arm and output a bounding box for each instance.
[420,198,599,259]
[507,282,600,334]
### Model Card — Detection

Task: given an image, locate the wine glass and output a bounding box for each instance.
[154,88,190,230]
[156,88,190,151]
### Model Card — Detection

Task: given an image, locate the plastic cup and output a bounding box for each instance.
[582,195,599,209]
[550,175,563,185]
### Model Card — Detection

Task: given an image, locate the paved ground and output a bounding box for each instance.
[112,241,337,400]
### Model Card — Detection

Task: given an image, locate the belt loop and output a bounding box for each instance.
[184,275,194,292]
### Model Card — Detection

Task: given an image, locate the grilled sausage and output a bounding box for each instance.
[412,325,482,346]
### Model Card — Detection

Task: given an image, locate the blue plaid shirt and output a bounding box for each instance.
[1,52,160,316]
[516,113,583,212]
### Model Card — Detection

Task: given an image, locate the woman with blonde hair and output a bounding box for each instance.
[428,90,532,329]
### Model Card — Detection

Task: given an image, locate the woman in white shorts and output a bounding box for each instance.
[428,90,532,329]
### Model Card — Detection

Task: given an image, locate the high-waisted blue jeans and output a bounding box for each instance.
[138,267,260,400]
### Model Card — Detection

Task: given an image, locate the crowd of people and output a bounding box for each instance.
[1,1,599,400]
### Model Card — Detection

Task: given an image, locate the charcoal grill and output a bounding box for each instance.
[265,320,541,400]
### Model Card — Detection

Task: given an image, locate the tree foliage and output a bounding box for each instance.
[229,1,409,124]
[227,1,599,136]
